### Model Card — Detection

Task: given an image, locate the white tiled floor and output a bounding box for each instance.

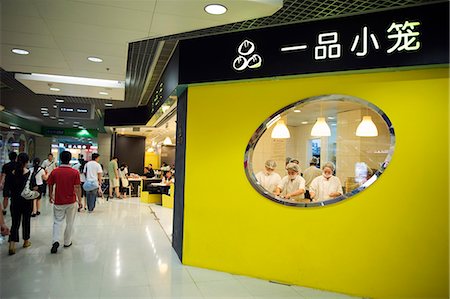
[0,197,361,299]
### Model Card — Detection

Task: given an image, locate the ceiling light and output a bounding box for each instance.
[74,121,79,124]
[87,56,103,63]
[41,107,48,111]
[10,126,18,130]
[50,87,60,92]
[55,99,64,103]
[301,121,308,124]
[356,116,378,137]
[105,103,113,107]
[99,91,109,95]
[15,73,124,89]
[163,137,173,145]
[294,109,301,113]
[204,4,227,15]
[311,117,331,136]
[271,120,290,139]
[11,48,29,55]
[328,116,335,120]
[53,105,58,108]
[50,116,56,119]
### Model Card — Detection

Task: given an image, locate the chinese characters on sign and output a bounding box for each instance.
[279,20,421,61]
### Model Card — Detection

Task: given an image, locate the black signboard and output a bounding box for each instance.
[178,2,449,84]
[57,103,94,119]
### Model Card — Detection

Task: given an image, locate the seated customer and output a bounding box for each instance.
[274,163,306,202]
[309,162,343,202]
[162,171,174,185]
[255,160,281,194]
[142,167,155,178]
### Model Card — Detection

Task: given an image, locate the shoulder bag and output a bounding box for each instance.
[21,172,40,200]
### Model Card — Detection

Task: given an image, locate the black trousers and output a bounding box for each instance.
[9,196,33,242]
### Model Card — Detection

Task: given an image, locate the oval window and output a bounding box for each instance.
[244,94,395,207]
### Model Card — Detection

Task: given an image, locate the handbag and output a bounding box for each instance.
[83,179,99,192]
[21,172,40,200]
[121,177,129,188]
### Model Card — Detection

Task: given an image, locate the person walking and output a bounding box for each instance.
[83,153,103,212]
[30,157,48,217]
[8,153,33,255]
[107,157,121,200]
[47,151,82,254]
[0,152,17,216]
[41,153,56,196]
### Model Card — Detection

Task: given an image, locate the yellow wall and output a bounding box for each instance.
[182,68,449,299]
[144,152,159,169]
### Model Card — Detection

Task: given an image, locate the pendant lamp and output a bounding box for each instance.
[356,115,378,137]
[311,117,331,136]
[163,137,173,145]
[271,120,290,139]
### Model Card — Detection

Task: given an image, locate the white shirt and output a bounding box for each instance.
[72,162,86,182]
[303,166,322,190]
[84,161,103,181]
[118,167,128,179]
[255,171,281,193]
[41,158,56,174]
[277,175,306,200]
[30,167,45,185]
[310,175,343,201]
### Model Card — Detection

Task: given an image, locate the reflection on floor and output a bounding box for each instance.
[0,196,361,299]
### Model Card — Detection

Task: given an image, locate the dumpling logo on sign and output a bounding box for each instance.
[232,40,263,71]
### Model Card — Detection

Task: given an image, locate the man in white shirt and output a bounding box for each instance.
[41,153,56,196]
[83,153,103,212]
[310,162,343,202]
[274,163,306,202]
[303,157,322,199]
[255,160,281,194]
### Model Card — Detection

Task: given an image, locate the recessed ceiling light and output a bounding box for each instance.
[50,116,56,119]
[105,103,113,107]
[74,121,79,124]
[50,87,60,91]
[294,109,301,113]
[87,56,103,63]
[204,4,227,15]
[301,121,308,124]
[55,99,64,103]
[41,107,48,111]
[99,91,109,95]
[53,105,58,109]
[11,48,29,55]
[43,114,49,117]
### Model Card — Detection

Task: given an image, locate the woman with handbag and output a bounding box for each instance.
[118,163,129,198]
[8,153,37,255]
[30,157,48,217]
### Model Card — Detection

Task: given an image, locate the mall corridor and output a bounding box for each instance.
[0,198,359,299]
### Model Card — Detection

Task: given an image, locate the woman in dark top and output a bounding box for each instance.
[8,153,33,255]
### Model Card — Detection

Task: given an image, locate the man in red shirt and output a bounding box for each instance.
[47,151,82,254]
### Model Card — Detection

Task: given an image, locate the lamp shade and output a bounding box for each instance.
[356,116,378,137]
[311,117,331,136]
[163,137,173,145]
[271,120,290,139]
